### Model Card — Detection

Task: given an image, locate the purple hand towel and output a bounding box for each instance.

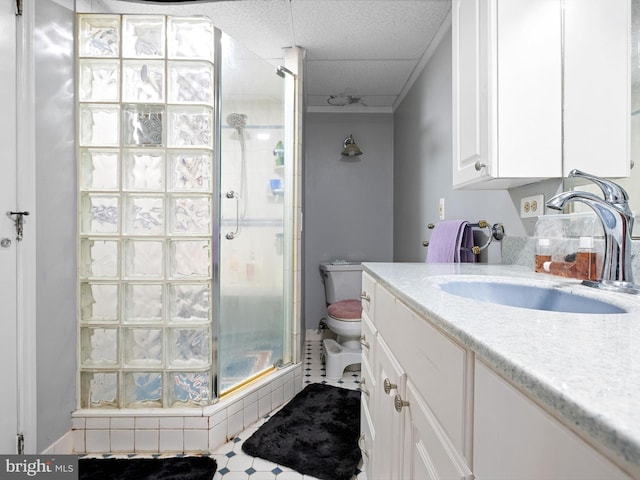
[457,223,477,263]
[426,220,466,263]
[426,220,476,263]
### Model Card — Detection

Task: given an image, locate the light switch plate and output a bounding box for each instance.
[520,194,544,218]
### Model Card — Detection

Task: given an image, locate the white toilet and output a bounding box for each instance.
[319,261,363,381]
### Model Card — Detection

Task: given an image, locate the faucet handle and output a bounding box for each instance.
[568,169,630,205]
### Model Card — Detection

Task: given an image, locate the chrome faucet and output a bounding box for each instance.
[546,169,638,293]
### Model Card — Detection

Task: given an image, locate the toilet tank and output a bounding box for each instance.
[319,262,363,304]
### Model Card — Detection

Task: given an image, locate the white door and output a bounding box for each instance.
[0,0,20,454]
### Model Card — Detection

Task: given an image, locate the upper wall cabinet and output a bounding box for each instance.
[452,0,562,189]
[452,0,630,190]
[563,0,630,178]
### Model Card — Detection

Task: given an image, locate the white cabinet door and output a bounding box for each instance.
[402,381,472,480]
[495,0,561,179]
[372,337,406,480]
[474,360,630,480]
[563,0,630,177]
[453,0,562,189]
[360,398,375,476]
[452,0,493,187]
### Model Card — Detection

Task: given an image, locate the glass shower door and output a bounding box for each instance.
[218,34,289,394]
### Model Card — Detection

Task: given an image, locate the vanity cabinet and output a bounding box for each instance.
[452,0,630,189]
[361,277,472,479]
[361,271,632,479]
[474,360,630,479]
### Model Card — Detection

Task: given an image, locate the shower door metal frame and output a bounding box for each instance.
[215,32,293,396]
[211,27,221,400]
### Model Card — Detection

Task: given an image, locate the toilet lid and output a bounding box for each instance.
[328,299,362,321]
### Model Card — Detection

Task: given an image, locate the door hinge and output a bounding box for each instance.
[16,0,23,16]
[17,434,24,454]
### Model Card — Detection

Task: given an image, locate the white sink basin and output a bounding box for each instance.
[438,280,627,314]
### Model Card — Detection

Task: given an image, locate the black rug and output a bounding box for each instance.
[78,456,216,480]
[242,383,361,480]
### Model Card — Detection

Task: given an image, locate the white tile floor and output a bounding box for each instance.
[211,339,366,480]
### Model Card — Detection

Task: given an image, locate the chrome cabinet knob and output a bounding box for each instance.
[360,291,370,302]
[1,238,11,248]
[360,335,370,349]
[383,378,396,394]
[394,394,409,412]
[474,161,486,171]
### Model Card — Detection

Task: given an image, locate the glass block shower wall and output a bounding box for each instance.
[77,14,215,408]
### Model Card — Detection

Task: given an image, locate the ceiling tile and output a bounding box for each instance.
[291,0,451,60]
[204,0,295,59]
[102,0,452,112]
[306,59,417,95]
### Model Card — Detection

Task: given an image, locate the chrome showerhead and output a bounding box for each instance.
[226,113,247,132]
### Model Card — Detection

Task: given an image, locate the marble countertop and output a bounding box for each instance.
[362,262,640,475]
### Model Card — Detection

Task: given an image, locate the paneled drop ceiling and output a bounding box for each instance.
[96,0,453,112]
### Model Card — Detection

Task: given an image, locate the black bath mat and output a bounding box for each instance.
[78,456,216,480]
[242,383,361,480]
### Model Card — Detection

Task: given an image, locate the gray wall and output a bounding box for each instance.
[303,113,394,330]
[393,27,563,263]
[35,0,77,451]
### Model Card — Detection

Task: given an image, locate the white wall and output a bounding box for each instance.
[303,113,393,330]
[393,27,562,263]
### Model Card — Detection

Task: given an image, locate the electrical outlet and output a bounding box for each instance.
[439,198,445,220]
[520,194,545,218]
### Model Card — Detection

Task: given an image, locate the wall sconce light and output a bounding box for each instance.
[341,134,363,157]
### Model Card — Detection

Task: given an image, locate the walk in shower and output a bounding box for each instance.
[77,14,294,408]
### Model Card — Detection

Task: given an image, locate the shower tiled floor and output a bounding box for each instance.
[211,338,366,480]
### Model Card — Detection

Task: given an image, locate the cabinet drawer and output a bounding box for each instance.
[360,311,376,369]
[361,271,375,319]
[360,352,375,415]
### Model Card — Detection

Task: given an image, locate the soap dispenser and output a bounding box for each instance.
[535,238,551,273]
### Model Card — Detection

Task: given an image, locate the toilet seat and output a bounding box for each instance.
[323,298,362,381]
[327,299,362,321]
